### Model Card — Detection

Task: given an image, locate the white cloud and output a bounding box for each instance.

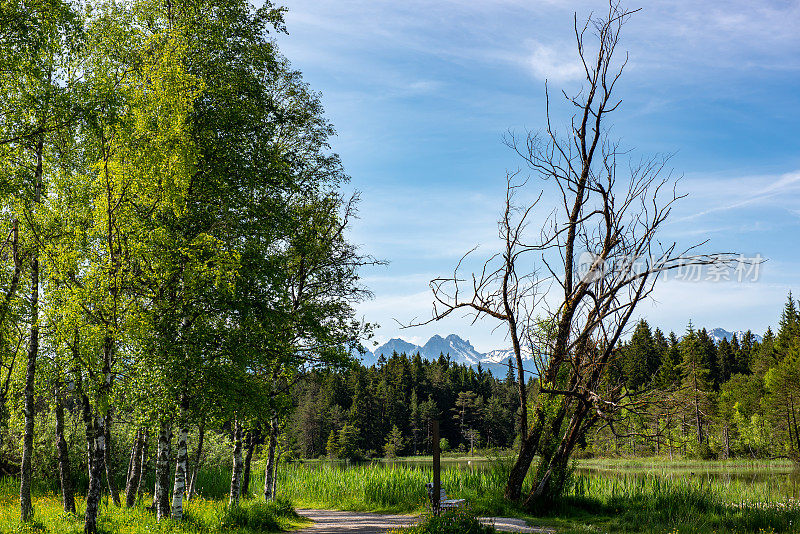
[526,41,584,82]
[674,169,800,222]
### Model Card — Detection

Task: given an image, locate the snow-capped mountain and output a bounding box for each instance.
[376,338,423,357]
[483,348,515,364]
[483,345,534,364]
[356,328,762,374]
[708,328,763,345]
[421,334,484,365]
[357,334,535,376]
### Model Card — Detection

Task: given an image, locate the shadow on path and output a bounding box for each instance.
[297,509,415,534]
[297,509,557,534]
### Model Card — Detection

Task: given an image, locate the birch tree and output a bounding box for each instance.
[0,0,82,520]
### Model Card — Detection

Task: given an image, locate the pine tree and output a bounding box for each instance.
[409,390,421,455]
[736,331,756,374]
[679,323,713,444]
[753,327,779,376]
[776,292,799,355]
[697,328,719,389]
[384,425,404,458]
[505,358,516,384]
[624,320,658,390]
[326,430,340,459]
[654,332,682,388]
[717,338,735,383]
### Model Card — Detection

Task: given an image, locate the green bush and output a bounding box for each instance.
[392,507,494,534]
[218,498,298,531]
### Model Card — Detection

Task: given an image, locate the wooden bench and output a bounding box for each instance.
[425,483,465,510]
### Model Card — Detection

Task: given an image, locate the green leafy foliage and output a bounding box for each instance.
[391,507,495,534]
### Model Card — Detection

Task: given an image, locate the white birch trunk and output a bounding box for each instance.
[187,421,205,501]
[104,408,121,506]
[84,414,106,534]
[171,424,188,519]
[264,417,278,500]
[272,447,282,499]
[125,429,143,507]
[136,429,149,499]
[19,134,42,524]
[229,421,243,506]
[155,423,171,520]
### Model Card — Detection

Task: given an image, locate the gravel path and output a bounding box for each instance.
[296,509,416,534]
[296,509,556,534]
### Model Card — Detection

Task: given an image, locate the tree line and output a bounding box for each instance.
[279,292,800,464]
[288,352,522,460]
[588,293,800,460]
[0,0,373,532]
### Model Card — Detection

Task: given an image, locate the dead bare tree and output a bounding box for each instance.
[407,2,741,508]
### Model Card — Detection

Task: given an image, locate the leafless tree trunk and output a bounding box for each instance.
[410,2,739,508]
[85,412,106,534]
[79,386,95,480]
[171,404,189,519]
[0,219,22,456]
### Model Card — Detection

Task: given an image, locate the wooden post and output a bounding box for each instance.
[432,420,440,515]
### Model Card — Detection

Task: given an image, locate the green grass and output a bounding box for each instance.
[275,458,800,533]
[0,479,308,534]
[4,458,800,533]
[275,461,516,516]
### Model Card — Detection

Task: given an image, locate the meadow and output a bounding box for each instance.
[0,476,307,534]
[2,457,800,533]
[274,457,800,533]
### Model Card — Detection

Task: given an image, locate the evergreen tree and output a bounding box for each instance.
[654,332,682,388]
[736,331,756,375]
[717,338,735,383]
[623,320,659,390]
[776,292,799,355]
[384,425,404,458]
[679,323,713,444]
[754,327,779,376]
[696,328,720,389]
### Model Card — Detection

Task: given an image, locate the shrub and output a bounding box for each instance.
[218,498,298,531]
[391,507,495,534]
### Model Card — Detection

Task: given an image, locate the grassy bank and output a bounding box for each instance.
[0,479,307,534]
[275,458,800,533]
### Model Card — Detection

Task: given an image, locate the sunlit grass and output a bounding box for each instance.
[0,482,308,534]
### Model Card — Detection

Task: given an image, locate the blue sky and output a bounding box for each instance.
[274,0,800,353]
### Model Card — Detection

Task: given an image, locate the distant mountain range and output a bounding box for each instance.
[707,328,763,345]
[358,334,535,377]
[355,327,763,377]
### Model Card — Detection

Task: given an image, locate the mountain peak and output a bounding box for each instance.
[364,334,534,374]
[708,328,762,344]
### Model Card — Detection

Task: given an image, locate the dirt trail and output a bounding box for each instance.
[296,509,415,534]
[296,509,556,534]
